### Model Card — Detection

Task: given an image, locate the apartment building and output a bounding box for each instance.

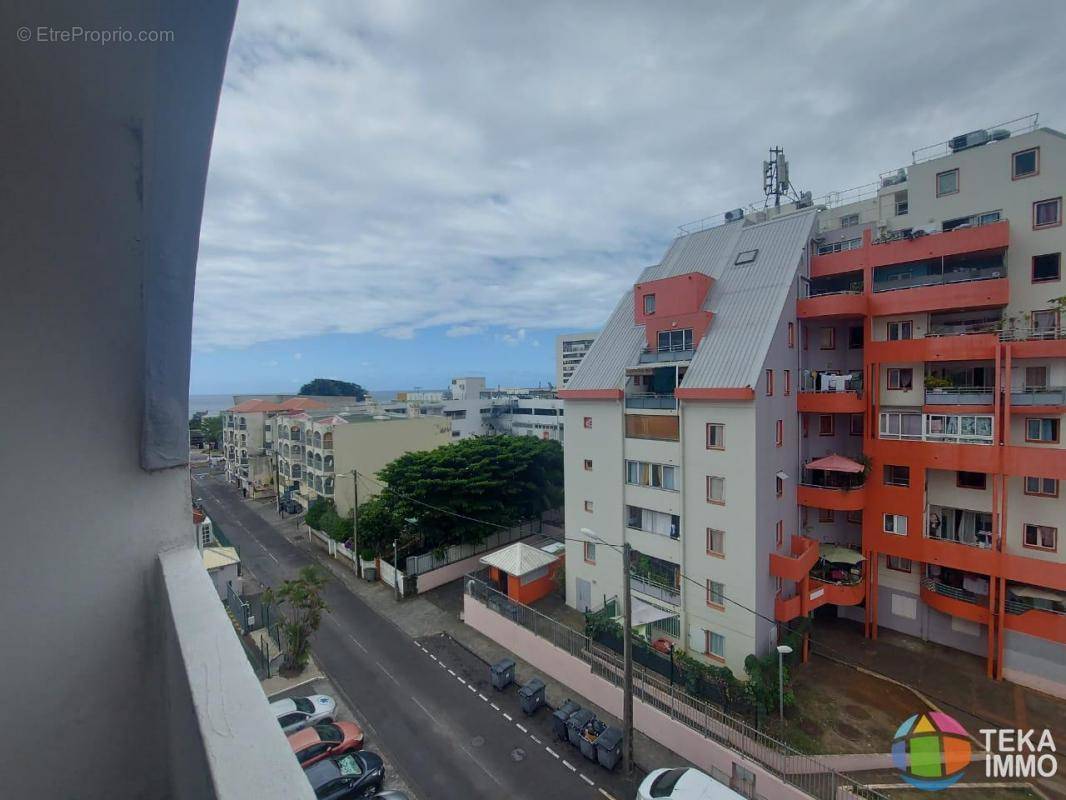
[561,121,1065,695]
[557,331,598,388]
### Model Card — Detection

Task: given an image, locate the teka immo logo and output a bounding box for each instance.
[892,712,972,790]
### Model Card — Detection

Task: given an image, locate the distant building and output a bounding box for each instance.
[556,331,598,388]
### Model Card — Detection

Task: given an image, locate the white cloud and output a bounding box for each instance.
[192,0,1065,351]
[445,325,484,338]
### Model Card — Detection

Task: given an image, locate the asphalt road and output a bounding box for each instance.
[193,472,626,800]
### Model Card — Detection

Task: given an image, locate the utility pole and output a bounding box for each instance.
[621,540,634,775]
[351,469,359,578]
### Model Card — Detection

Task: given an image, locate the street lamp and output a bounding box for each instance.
[776,644,793,723]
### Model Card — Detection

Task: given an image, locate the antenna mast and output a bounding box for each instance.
[763,146,790,208]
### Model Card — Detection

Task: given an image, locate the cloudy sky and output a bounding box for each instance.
[190,0,1064,394]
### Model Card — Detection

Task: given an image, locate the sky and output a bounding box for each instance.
[190,0,1066,394]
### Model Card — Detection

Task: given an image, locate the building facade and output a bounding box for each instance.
[561,123,1065,695]
[556,331,598,388]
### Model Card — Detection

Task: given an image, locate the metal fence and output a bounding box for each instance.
[226,583,251,634]
[404,518,545,576]
[465,574,888,800]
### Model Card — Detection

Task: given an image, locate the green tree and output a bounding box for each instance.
[357,436,563,555]
[299,378,367,400]
[264,566,329,673]
[304,497,353,543]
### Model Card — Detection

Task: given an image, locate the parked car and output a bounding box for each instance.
[305,751,385,799]
[371,792,409,800]
[637,767,744,800]
[289,721,365,766]
[271,694,337,734]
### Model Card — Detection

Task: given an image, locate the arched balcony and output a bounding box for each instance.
[324,456,334,471]
[314,476,323,493]
[291,465,302,479]
[313,431,322,448]
[324,478,334,495]
[314,453,323,469]
[323,432,333,450]
[282,444,289,457]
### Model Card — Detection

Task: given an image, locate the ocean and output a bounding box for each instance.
[189,390,412,417]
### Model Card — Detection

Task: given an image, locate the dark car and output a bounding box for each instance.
[305,751,385,799]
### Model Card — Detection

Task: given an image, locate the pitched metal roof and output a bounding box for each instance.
[564,210,816,392]
[479,542,560,576]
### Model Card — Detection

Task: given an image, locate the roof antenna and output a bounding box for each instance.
[763,147,790,208]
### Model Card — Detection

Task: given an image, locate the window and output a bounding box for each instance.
[818,508,834,523]
[583,459,593,471]
[895,191,909,216]
[818,415,834,436]
[584,500,594,512]
[765,369,774,396]
[735,249,759,265]
[783,370,791,396]
[936,168,959,197]
[1013,147,1039,180]
[884,513,908,535]
[887,368,913,390]
[706,580,725,608]
[643,293,656,314]
[840,213,859,228]
[583,416,592,429]
[584,542,596,563]
[787,322,795,348]
[1032,309,1060,336]
[849,414,864,436]
[627,506,681,538]
[848,326,863,350]
[1023,524,1057,551]
[943,210,1001,231]
[1032,253,1061,283]
[1025,476,1059,497]
[887,320,913,341]
[626,414,679,441]
[705,630,725,660]
[775,475,783,497]
[1026,418,1060,443]
[1034,197,1062,229]
[1024,367,1048,389]
[775,419,783,447]
[706,423,724,449]
[657,328,693,352]
[880,410,923,440]
[819,328,835,350]
[775,520,783,546]
[625,460,678,491]
[706,476,725,504]
[957,471,987,490]
[816,237,862,255]
[846,510,863,524]
[707,528,725,557]
[886,555,912,573]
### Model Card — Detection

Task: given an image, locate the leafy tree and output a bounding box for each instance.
[357,436,563,555]
[299,378,367,400]
[264,566,329,673]
[304,497,353,543]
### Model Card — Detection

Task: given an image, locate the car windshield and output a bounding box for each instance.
[336,754,363,776]
[315,723,343,743]
[293,697,315,714]
[650,768,688,797]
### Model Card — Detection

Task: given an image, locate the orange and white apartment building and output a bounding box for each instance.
[560,119,1065,696]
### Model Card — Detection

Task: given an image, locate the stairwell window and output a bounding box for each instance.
[886,556,912,573]
[765,369,774,396]
[706,476,725,505]
[643,293,656,314]
[788,322,795,348]
[884,513,908,535]
[583,459,593,471]
[1024,477,1059,498]
[1026,418,1060,443]
[1034,197,1062,230]
[706,580,725,609]
[784,370,791,396]
[1032,253,1061,283]
[775,520,783,546]
[706,423,725,450]
[1023,524,1057,552]
[1013,147,1039,179]
[775,419,783,447]
[707,528,725,557]
[936,168,959,197]
[584,500,594,512]
[705,630,725,661]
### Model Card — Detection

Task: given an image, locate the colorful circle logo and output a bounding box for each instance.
[892,712,971,790]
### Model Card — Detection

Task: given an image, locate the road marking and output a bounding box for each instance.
[502,712,513,722]
[429,654,438,661]
[411,696,439,725]
[580,774,595,786]
[516,723,528,733]
[347,633,367,653]
[599,790,619,800]
[478,693,488,701]
[530,735,542,744]
[490,703,500,711]
[456,676,466,684]
[448,669,456,676]
[467,684,477,693]
[459,743,505,788]
[545,747,560,759]
[562,759,577,772]
[375,661,400,686]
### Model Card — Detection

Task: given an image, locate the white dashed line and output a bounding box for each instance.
[375,661,400,686]
[448,669,456,676]
[467,684,477,693]
[411,696,439,725]
[429,654,438,661]
[599,790,619,800]
[562,759,577,772]
[545,747,560,759]
[502,712,513,722]
[456,676,466,684]
[580,774,595,786]
[478,693,488,701]
[347,634,367,653]
[530,735,542,744]
[490,703,500,711]
[516,723,528,733]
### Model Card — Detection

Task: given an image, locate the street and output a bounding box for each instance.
[193,471,634,800]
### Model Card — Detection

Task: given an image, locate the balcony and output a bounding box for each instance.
[920,576,990,624]
[797,482,866,512]
[769,535,819,582]
[638,347,695,364]
[868,219,1010,268]
[868,251,1009,315]
[1010,386,1066,408]
[797,370,864,413]
[630,573,681,606]
[927,506,993,550]
[625,392,678,410]
[924,386,995,406]
[797,290,867,319]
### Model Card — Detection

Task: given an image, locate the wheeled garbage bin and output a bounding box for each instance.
[566,709,595,748]
[490,657,516,691]
[518,677,546,715]
[595,726,623,770]
[579,719,605,761]
[552,700,580,741]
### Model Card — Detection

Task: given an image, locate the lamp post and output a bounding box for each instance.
[776,644,793,723]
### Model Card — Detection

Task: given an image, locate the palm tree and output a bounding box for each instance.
[265,566,329,673]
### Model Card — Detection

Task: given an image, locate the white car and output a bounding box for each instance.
[637,768,745,800]
[270,694,337,734]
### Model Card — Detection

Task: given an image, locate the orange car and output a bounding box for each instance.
[287,721,365,766]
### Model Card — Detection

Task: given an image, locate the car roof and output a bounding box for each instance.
[304,758,339,787]
[270,698,296,715]
[671,769,745,800]
[288,726,322,751]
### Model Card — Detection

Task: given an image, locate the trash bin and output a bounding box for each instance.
[595,726,623,770]
[490,657,516,691]
[579,719,606,761]
[566,709,595,748]
[518,677,546,716]
[552,700,580,741]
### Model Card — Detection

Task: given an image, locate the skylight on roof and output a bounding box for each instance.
[735,249,758,265]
